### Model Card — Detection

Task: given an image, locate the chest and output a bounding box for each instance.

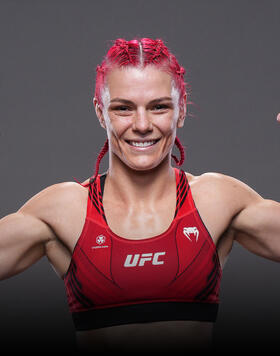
[101,187,232,247]
[102,197,176,239]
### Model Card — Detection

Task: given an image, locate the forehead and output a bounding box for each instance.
[105,65,173,102]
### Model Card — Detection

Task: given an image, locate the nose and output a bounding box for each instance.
[132,108,153,133]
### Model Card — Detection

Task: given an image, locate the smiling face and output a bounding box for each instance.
[94,65,186,172]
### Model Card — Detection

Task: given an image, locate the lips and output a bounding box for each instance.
[125,138,161,147]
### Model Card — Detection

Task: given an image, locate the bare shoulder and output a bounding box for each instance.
[18,179,89,230]
[185,171,263,210]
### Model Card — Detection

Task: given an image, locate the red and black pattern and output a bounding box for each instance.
[195,253,221,301]
[65,260,94,311]
[88,177,107,223]
[63,167,222,330]
[174,169,190,218]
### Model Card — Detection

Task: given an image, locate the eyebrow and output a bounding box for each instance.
[109,97,173,105]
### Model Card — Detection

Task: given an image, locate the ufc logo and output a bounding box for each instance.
[124,252,166,267]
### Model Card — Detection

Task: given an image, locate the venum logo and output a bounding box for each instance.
[124,252,166,267]
[183,227,199,242]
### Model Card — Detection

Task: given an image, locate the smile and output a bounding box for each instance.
[125,139,161,148]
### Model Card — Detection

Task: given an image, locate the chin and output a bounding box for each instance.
[122,156,168,173]
[112,149,169,172]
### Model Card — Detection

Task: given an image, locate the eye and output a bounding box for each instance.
[110,105,133,116]
[113,105,132,111]
[152,104,170,111]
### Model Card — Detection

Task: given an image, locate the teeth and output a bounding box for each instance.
[130,141,156,147]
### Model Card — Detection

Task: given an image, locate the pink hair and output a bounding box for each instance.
[95,37,188,110]
[78,38,189,188]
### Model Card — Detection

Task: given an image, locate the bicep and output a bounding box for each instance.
[231,199,280,262]
[0,211,55,280]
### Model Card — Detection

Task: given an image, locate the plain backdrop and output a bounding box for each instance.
[0,0,279,353]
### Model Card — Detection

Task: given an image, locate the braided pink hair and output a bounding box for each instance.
[95,38,188,110]
[79,38,189,187]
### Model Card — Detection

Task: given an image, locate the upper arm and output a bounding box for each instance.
[0,211,55,280]
[0,182,78,280]
[231,198,280,261]
[199,172,280,261]
[219,174,280,261]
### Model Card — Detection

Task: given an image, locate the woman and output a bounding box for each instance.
[0,38,279,353]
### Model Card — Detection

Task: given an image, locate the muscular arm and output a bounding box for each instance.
[232,114,280,260]
[214,173,280,262]
[197,172,280,263]
[0,211,55,280]
[0,182,79,281]
[0,181,88,280]
[231,197,280,262]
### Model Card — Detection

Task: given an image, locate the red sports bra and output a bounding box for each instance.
[63,168,222,330]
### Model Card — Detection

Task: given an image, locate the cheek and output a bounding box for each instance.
[106,115,132,138]
[153,115,177,133]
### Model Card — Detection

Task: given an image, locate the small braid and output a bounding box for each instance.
[171,136,185,166]
[76,139,109,188]
[152,39,163,60]
[93,139,109,181]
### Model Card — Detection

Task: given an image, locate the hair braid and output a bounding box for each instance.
[93,139,109,181]
[171,136,185,166]
[75,139,109,188]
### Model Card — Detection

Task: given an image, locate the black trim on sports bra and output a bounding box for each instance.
[100,173,106,197]
[72,302,218,330]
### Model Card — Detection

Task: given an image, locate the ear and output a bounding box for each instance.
[93,97,107,129]
[177,92,187,128]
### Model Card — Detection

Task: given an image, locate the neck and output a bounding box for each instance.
[105,159,176,205]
